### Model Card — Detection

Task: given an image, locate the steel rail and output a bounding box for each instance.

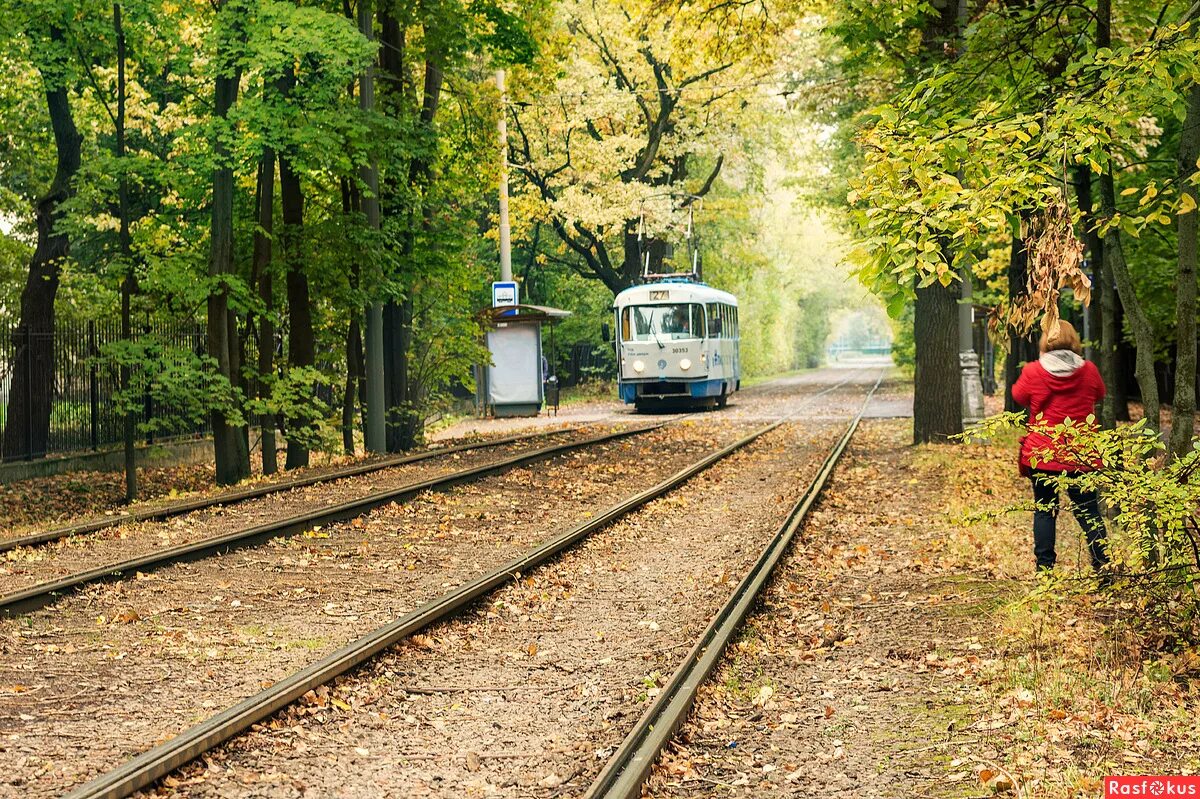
[583,372,883,799]
[0,425,660,617]
[61,414,797,799]
[2,373,867,618]
[0,426,579,555]
[5,365,873,555]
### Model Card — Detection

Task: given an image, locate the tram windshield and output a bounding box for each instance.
[622,304,706,342]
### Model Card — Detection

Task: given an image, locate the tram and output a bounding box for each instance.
[614,277,740,411]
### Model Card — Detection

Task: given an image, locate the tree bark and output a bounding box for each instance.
[1092,0,1130,427]
[1170,84,1200,457]
[1100,169,1161,434]
[1099,240,1121,428]
[1072,165,1110,422]
[343,319,363,455]
[206,2,250,485]
[913,279,964,443]
[358,0,386,455]
[909,0,965,445]
[279,152,314,469]
[379,8,444,451]
[340,175,362,457]
[253,150,278,475]
[115,3,137,502]
[1003,230,1038,412]
[2,27,82,462]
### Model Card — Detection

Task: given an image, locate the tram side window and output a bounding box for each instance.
[691,305,706,338]
[732,306,739,338]
[707,304,721,337]
[621,308,631,341]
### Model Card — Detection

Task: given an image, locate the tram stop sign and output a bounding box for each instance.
[492,281,518,315]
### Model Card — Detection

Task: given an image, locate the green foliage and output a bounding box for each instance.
[836,0,1200,339]
[259,365,331,452]
[102,337,245,433]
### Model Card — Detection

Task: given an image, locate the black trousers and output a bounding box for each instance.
[1030,470,1109,572]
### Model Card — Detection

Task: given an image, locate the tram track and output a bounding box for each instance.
[48,372,881,799]
[584,374,882,799]
[1,372,869,617]
[0,426,579,555]
[0,366,864,560]
[0,424,666,617]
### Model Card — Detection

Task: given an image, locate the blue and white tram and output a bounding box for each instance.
[613,278,740,411]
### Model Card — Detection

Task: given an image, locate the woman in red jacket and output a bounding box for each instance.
[1011,320,1108,573]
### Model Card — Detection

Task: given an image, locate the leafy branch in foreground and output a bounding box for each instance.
[966,412,1200,651]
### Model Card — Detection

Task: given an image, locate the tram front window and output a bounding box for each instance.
[623,304,705,342]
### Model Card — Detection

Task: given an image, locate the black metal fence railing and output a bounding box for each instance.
[0,320,211,461]
[557,342,615,388]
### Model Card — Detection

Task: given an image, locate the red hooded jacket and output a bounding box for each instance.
[1011,354,1106,472]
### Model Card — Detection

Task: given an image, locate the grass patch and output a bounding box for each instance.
[559,380,617,406]
[908,421,1200,793]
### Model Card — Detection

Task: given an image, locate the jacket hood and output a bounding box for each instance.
[1039,350,1085,377]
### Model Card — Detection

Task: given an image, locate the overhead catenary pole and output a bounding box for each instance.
[497,68,512,283]
[359,0,385,454]
[954,0,984,425]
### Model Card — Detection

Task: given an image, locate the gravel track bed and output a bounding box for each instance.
[0,419,761,798]
[722,366,882,424]
[0,427,571,543]
[644,413,969,798]
[0,426,617,593]
[141,417,851,799]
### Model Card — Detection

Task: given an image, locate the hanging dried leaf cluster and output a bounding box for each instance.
[1008,194,1090,335]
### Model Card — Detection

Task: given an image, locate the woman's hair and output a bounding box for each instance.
[1039,319,1083,355]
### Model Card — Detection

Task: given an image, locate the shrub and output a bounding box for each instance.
[968,412,1200,653]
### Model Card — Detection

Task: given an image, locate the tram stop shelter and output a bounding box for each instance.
[477,304,570,418]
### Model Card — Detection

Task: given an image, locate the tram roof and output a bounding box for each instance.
[615,280,737,306]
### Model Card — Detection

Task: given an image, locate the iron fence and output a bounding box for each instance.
[0,320,211,461]
[557,342,615,387]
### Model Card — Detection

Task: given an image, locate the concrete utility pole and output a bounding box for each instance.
[497,69,513,283]
[359,0,385,454]
[959,265,986,424]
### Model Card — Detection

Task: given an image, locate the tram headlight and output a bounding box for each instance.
[679,358,692,371]
[632,359,645,373]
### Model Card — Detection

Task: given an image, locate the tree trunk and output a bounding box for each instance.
[396,296,419,449]
[1100,169,1160,433]
[1073,165,1110,422]
[378,19,444,451]
[253,150,278,475]
[913,279,963,443]
[115,4,137,501]
[1170,84,1200,457]
[358,0,386,455]
[1003,230,1038,412]
[3,28,82,462]
[907,0,965,445]
[1093,0,1129,428]
[383,301,403,451]
[343,319,362,455]
[1099,243,1120,428]
[206,15,250,485]
[279,152,314,469]
[340,176,362,457]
